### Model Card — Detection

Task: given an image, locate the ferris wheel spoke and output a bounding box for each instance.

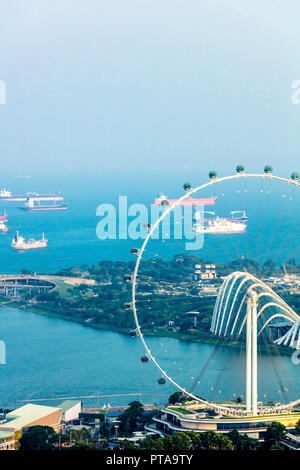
[208,181,242,262]
[255,177,273,265]
[216,179,243,261]
[268,189,300,265]
[259,182,296,273]
[130,169,300,415]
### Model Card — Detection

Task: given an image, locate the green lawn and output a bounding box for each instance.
[168,407,192,415]
[54,281,75,298]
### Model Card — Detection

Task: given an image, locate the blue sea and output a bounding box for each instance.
[0,171,299,407]
[0,307,299,408]
[0,171,299,274]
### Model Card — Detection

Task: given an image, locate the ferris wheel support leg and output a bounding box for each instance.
[246,301,252,413]
[251,292,258,416]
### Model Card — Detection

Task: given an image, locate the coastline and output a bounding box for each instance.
[0,299,293,356]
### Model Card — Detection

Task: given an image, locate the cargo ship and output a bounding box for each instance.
[19,197,67,211]
[193,211,247,234]
[153,192,216,206]
[0,188,65,202]
[11,232,48,250]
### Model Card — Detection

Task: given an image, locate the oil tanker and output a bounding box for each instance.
[0,188,65,202]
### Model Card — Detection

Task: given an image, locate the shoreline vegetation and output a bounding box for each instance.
[0,252,298,357]
[0,299,292,356]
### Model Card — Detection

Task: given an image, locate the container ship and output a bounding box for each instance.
[153,192,216,206]
[11,232,48,250]
[19,197,67,211]
[0,188,65,202]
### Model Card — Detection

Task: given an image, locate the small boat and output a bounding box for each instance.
[11,231,48,250]
[0,210,8,222]
[0,222,9,233]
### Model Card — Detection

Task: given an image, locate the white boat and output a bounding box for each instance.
[0,222,8,233]
[193,211,247,234]
[0,189,12,198]
[11,231,48,250]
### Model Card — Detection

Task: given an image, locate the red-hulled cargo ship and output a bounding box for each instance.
[153,193,216,206]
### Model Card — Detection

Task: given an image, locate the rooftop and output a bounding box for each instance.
[0,430,14,440]
[0,403,61,430]
[58,400,81,413]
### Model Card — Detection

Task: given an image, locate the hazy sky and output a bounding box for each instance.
[0,0,300,177]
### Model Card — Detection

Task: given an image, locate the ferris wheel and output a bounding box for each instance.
[126,166,300,417]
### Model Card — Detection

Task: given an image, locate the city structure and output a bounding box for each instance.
[146,403,300,440]
[0,404,62,450]
[194,264,217,283]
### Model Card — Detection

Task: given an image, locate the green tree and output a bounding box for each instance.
[168,392,183,405]
[139,437,165,450]
[270,444,284,450]
[264,422,286,449]
[163,433,191,451]
[19,426,58,450]
[71,442,95,450]
[119,401,144,436]
[235,396,243,404]
[200,431,233,450]
[228,429,258,451]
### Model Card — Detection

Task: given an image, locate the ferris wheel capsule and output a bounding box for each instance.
[144,223,152,231]
[124,302,132,311]
[264,165,273,174]
[161,199,169,208]
[124,274,132,282]
[291,172,300,181]
[130,247,139,255]
[209,170,217,180]
[183,182,192,192]
[129,329,137,338]
[236,165,245,174]
[158,377,166,385]
[141,355,149,363]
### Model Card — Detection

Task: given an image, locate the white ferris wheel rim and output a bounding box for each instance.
[131,172,300,416]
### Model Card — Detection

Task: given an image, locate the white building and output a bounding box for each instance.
[58,400,82,424]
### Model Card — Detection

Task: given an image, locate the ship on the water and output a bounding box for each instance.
[193,210,247,234]
[0,188,65,203]
[153,192,216,206]
[19,196,67,211]
[11,232,48,250]
[0,210,8,222]
[0,222,9,233]
[0,211,9,232]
